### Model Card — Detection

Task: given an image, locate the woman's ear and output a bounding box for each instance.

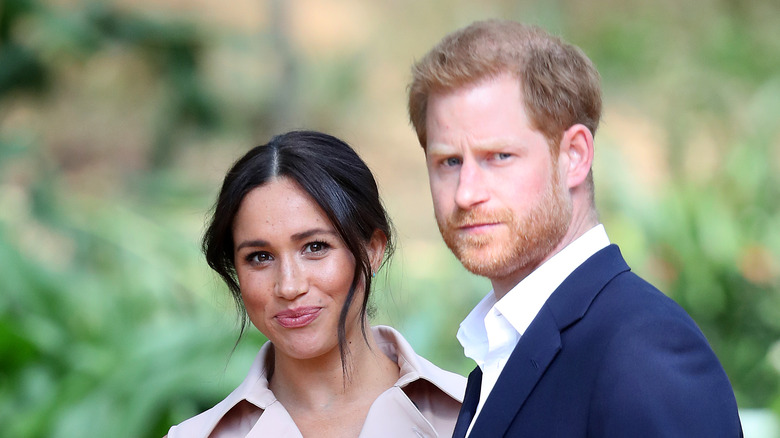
[558,124,594,189]
[367,230,388,274]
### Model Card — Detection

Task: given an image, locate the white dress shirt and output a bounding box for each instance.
[457,225,610,436]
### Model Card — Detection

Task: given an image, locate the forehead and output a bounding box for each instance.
[234,177,332,231]
[425,74,536,151]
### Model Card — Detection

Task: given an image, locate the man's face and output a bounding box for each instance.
[424,73,572,290]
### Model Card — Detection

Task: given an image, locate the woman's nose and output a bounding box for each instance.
[274,257,307,300]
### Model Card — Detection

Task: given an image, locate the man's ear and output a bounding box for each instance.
[368,230,388,274]
[558,124,594,189]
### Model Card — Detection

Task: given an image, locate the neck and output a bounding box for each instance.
[269,324,399,412]
[491,203,599,299]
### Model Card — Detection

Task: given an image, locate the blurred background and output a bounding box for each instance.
[1,0,778,436]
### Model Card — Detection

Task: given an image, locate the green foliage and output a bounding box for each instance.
[640,150,779,407]
[0,165,269,437]
[1,0,779,436]
[0,3,257,436]
[597,70,780,409]
[585,2,780,411]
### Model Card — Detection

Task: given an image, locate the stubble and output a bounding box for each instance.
[437,169,572,281]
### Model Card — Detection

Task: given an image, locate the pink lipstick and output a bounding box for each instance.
[275,307,322,328]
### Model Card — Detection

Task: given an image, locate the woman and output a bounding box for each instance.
[166,131,465,437]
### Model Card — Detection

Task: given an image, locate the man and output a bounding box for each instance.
[407,20,742,437]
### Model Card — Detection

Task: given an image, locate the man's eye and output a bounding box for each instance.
[444,157,462,167]
[494,152,511,160]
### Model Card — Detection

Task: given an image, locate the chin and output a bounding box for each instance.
[456,240,553,281]
[283,343,332,361]
[462,258,521,280]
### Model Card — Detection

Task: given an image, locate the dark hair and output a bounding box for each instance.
[202,130,394,373]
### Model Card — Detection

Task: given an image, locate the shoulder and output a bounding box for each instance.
[595,268,703,335]
[577,272,742,435]
[564,243,700,331]
[567,258,715,363]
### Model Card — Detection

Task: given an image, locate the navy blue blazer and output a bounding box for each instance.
[453,245,742,437]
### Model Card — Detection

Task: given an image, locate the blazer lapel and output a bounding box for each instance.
[466,245,631,437]
[545,244,630,332]
[452,367,483,438]
[468,306,562,437]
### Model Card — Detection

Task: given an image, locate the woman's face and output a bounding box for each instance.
[232,177,382,362]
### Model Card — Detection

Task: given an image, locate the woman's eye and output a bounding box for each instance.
[494,152,511,160]
[247,252,272,263]
[304,241,330,253]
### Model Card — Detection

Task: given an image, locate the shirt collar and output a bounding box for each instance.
[373,325,466,402]
[172,326,465,437]
[236,325,464,408]
[457,224,610,366]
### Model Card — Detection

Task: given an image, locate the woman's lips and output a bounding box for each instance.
[275,307,322,328]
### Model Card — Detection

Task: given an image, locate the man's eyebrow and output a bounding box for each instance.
[472,139,520,150]
[425,143,458,158]
[427,139,520,153]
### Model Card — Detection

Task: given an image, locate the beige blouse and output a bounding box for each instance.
[167,325,466,438]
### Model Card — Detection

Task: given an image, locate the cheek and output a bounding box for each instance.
[429,179,455,214]
[237,273,272,321]
[315,254,359,306]
[322,262,354,297]
[500,167,549,202]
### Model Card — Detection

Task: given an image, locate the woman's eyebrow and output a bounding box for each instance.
[291,228,337,241]
[235,239,269,251]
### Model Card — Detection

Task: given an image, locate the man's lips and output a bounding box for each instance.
[457,222,501,232]
[275,307,322,328]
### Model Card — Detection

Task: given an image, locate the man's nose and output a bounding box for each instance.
[454,160,489,209]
